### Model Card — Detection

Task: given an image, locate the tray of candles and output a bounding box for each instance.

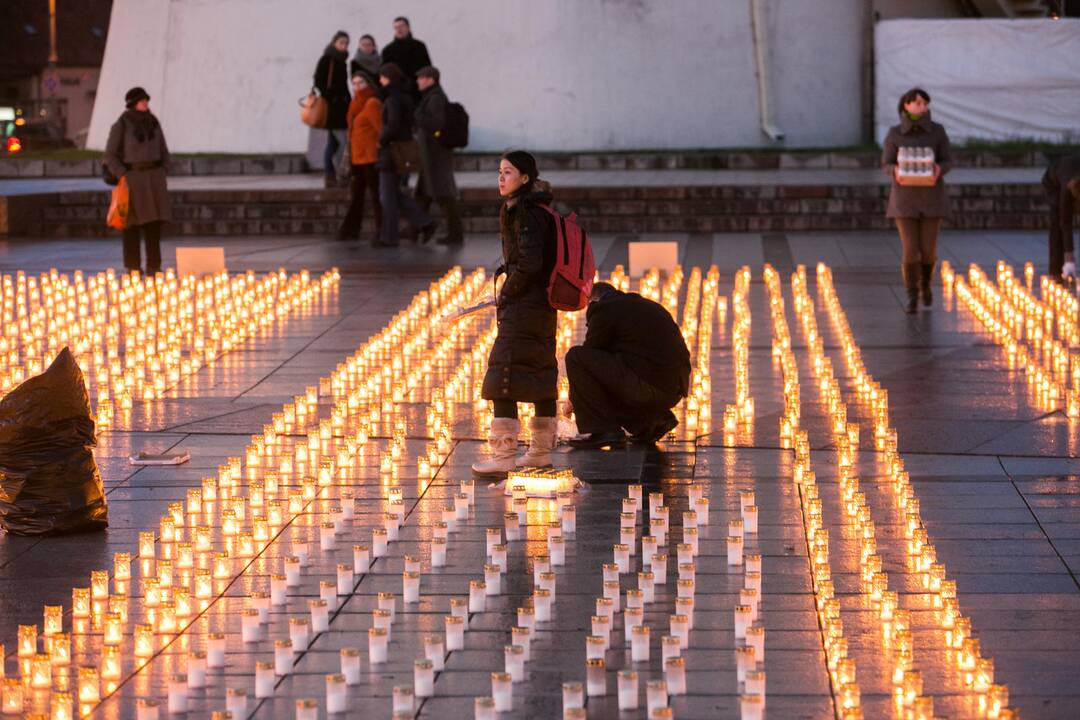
[896,146,937,186]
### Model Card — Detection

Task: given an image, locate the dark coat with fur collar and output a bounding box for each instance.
[481,188,558,403]
[314,47,350,130]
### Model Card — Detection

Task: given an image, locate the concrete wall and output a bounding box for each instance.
[87,0,865,153]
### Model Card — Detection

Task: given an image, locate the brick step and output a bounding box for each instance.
[8,183,1051,237]
[0,147,1069,179]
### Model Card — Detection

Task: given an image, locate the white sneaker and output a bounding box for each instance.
[471,418,520,476]
[515,416,557,468]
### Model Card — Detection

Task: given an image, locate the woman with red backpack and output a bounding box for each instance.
[472,151,560,476]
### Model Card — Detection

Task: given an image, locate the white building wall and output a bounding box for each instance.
[88,0,865,153]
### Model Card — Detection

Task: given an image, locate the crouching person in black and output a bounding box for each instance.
[565,282,691,447]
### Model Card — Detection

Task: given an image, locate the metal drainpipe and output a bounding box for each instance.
[750,0,785,142]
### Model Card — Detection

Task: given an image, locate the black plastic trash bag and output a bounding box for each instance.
[0,347,108,535]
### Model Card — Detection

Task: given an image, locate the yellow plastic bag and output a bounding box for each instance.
[106,176,129,230]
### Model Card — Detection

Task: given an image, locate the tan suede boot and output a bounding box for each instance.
[515,416,557,468]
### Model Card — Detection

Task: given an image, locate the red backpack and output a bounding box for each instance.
[537,205,595,311]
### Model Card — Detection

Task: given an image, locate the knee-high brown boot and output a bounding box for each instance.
[920,263,934,307]
[902,264,919,314]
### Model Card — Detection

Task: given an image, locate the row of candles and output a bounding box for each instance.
[944,260,1080,418]
[722,267,754,443]
[792,265,926,716]
[762,265,866,716]
[814,263,1013,718]
[2,266,490,718]
[0,267,339,425]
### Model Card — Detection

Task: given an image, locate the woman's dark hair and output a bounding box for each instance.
[378,62,405,85]
[331,30,350,44]
[360,34,375,44]
[501,150,539,192]
[394,16,410,26]
[897,87,931,116]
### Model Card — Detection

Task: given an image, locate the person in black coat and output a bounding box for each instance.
[314,31,351,188]
[473,151,559,476]
[375,63,433,247]
[565,282,691,446]
[414,66,463,246]
[1042,154,1080,281]
[381,17,431,100]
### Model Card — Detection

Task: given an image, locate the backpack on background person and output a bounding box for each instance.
[438,100,469,149]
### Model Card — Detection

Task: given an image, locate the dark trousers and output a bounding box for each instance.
[493,399,556,419]
[416,180,464,243]
[339,163,381,239]
[565,346,681,436]
[378,171,432,246]
[895,217,941,265]
[122,221,162,274]
[1048,214,1073,278]
[1044,174,1074,277]
[323,129,347,180]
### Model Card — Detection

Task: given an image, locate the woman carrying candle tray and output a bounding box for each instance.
[472,150,559,476]
[881,87,952,314]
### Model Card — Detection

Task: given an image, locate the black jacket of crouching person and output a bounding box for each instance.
[565,287,692,439]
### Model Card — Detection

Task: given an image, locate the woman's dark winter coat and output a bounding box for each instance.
[314,46,350,130]
[881,110,952,219]
[414,84,458,199]
[103,110,170,226]
[377,81,415,172]
[381,34,432,83]
[481,189,559,403]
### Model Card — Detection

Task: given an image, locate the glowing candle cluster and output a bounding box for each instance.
[944,260,1080,419]
[0,266,507,718]
[0,267,339,428]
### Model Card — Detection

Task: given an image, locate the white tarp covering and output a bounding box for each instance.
[875,19,1080,145]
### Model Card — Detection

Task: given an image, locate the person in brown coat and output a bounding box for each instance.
[1041,154,1080,282]
[103,87,171,275]
[337,71,383,241]
[881,87,952,313]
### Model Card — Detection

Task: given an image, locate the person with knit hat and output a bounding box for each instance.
[413,65,463,245]
[103,86,171,275]
[472,150,560,476]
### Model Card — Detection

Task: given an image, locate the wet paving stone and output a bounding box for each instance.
[0,233,1077,718]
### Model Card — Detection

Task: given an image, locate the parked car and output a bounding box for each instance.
[1,119,75,155]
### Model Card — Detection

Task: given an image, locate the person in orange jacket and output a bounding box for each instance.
[337,71,383,241]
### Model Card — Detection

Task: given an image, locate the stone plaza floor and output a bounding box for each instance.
[0,230,1078,719]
